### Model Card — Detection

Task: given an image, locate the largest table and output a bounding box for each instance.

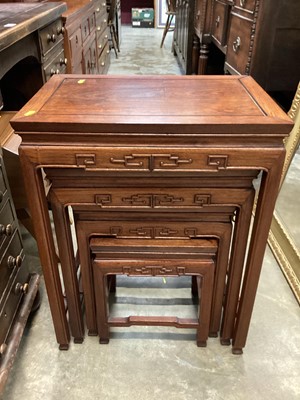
[10,75,292,353]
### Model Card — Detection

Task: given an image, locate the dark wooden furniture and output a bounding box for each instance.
[190,1,300,96]
[0,146,40,394]
[62,0,110,75]
[0,2,67,110]
[173,0,195,74]
[91,237,217,346]
[11,75,292,354]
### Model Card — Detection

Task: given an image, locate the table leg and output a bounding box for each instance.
[232,155,285,354]
[50,191,85,342]
[220,190,255,344]
[19,150,70,349]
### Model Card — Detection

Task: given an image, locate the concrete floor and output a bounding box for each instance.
[2,26,300,400]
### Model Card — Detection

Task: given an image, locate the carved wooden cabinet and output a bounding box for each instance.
[173,0,195,74]
[193,0,300,94]
[63,0,110,75]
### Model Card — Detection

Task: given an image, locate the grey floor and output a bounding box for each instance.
[2,26,300,400]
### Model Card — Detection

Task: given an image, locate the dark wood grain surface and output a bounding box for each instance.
[0,2,66,51]
[11,75,292,135]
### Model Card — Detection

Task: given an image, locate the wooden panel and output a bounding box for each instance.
[211,0,230,47]
[225,12,253,75]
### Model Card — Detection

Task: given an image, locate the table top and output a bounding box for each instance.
[11,75,293,138]
[0,2,67,51]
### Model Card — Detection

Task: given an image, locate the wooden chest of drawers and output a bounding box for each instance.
[0,146,40,393]
[192,0,300,95]
[63,0,110,75]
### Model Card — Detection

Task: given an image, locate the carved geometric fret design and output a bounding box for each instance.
[184,228,200,238]
[110,153,193,171]
[122,266,184,276]
[194,194,211,207]
[122,194,184,207]
[75,153,96,167]
[107,225,200,239]
[95,194,112,207]
[128,226,179,238]
[207,155,228,169]
[94,193,213,209]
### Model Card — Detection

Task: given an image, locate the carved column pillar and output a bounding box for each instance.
[198,43,210,75]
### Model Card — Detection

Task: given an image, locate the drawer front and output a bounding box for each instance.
[0,265,29,347]
[96,11,108,35]
[81,16,90,43]
[68,27,83,68]
[234,0,256,13]
[83,40,98,74]
[97,42,110,74]
[225,12,253,74]
[39,18,64,59]
[89,12,97,34]
[211,1,230,47]
[95,1,107,17]
[96,27,109,57]
[43,48,67,82]
[0,198,17,251]
[0,230,24,305]
[54,187,253,211]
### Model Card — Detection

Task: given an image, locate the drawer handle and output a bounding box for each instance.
[0,191,3,203]
[102,2,106,6]
[50,69,60,76]
[96,7,100,12]
[98,44,103,49]
[47,33,56,43]
[0,343,7,356]
[14,282,29,295]
[215,16,221,27]
[101,61,105,66]
[7,255,23,269]
[240,0,246,6]
[57,26,65,35]
[0,223,13,237]
[60,58,68,66]
[233,36,241,52]
[97,26,101,31]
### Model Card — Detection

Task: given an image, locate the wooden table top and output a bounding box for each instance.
[0,2,67,51]
[11,75,293,137]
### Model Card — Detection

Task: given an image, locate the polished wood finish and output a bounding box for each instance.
[11,75,292,353]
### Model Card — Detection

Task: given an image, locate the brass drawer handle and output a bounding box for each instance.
[47,33,56,43]
[60,58,68,66]
[0,223,13,237]
[14,282,29,295]
[233,36,241,52]
[215,16,221,27]
[96,7,100,12]
[50,69,60,76]
[7,254,23,269]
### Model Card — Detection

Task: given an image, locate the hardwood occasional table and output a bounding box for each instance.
[10,75,292,353]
